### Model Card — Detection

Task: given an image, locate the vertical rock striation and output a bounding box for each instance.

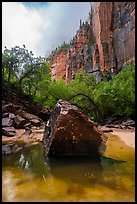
[49,2,135,82]
[51,49,68,80]
[112,2,135,69]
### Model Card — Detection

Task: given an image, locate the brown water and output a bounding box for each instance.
[2,134,135,202]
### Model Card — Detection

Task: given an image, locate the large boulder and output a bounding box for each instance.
[43,100,108,157]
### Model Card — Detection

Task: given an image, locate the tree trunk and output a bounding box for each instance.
[8,66,11,85]
[2,65,4,78]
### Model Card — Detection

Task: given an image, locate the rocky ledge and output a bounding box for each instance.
[2,102,48,155]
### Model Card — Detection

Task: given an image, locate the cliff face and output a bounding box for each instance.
[112,2,135,69]
[91,3,114,72]
[66,23,95,81]
[50,23,93,81]
[51,50,67,80]
[49,2,135,82]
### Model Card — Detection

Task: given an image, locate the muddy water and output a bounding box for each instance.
[2,134,135,202]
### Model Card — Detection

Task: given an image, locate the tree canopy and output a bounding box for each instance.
[2,45,50,96]
[2,45,135,123]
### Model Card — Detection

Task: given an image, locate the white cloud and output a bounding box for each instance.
[2,2,91,57]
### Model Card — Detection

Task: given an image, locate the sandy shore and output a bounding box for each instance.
[2,127,44,144]
[111,128,135,149]
[2,126,135,149]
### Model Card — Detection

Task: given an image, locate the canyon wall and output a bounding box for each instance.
[49,2,135,82]
[51,49,67,80]
[112,2,135,69]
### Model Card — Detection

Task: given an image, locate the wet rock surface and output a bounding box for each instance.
[2,126,45,154]
[43,100,108,157]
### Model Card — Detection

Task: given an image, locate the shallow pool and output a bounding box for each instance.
[2,134,135,202]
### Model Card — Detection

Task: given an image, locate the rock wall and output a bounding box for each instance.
[66,22,94,81]
[50,49,67,80]
[49,2,135,82]
[112,2,135,69]
[91,2,115,73]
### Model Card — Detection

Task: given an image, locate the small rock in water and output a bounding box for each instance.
[2,145,11,154]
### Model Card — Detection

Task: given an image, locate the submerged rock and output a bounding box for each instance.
[43,99,108,157]
[2,142,23,154]
[2,145,11,154]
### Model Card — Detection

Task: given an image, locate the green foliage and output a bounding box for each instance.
[2,45,34,83]
[21,59,50,97]
[38,79,73,108]
[87,27,96,45]
[2,45,50,98]
[67,71,99,120]
[93,64,135,120]
[32,64,135,122]
[55,41,70,53]
[2,45,135,122]
[38,65,135,122]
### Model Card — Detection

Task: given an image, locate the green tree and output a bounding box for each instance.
[2,45,50,96]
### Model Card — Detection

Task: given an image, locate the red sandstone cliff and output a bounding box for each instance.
[51,49,67,80]
[49,2,135,82]
[112,2,135,68]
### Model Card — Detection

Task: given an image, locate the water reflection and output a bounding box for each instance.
[48,156,103,186]
[99,156,124,189]
[100,156,135,192]
[2,144,132,185]
[2,144,51,180]
[2,144,135,202]
[2,171,16,202]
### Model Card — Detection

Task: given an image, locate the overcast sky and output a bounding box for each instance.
[2,2,91,57]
